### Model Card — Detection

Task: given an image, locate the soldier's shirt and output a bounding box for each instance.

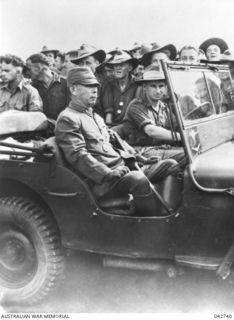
[0,79,43,113]
[123,97,172,146]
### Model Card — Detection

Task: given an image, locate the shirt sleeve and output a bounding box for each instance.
[55,114,112,184]
[128,100,154,129]
[27,85,43,112]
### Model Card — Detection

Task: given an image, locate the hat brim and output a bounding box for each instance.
[129,45,142,52]
[141,44,177,67]
[96,56,114,73]
[69,79,100,87]
[135,77,165,84]
[199,38,228,54]
[41,49,59,56]
[106,58,139,70]
[71,49,106,65]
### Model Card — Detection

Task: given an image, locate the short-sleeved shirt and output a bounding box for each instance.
[99,76,138,125]
[32,72,69,120]
[0,79,43,113]
[123,96,172,146]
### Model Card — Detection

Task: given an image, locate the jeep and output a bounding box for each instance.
[1,61,234,305]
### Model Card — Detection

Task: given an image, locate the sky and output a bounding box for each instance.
[1,0,234,60]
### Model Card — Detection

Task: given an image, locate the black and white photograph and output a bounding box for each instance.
[1,0,234,317]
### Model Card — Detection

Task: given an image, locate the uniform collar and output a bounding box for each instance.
[1,78,25,92]
[69,100,94,117]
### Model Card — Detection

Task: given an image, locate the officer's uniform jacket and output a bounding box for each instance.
[55,100,124,185]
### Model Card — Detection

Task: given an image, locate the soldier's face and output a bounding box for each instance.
[64,55,76,72]
[130,49,141,59]
[113,62,132,79]
[0,62,19,83]
[26,60,41,80]
[55,56,63,70]
[151,52,169,66]
[104,66,115,79]
[77,56,99,73]
[44,52,55,66]
[72,84,98,107]
[195,81,209,101]
[144,81,168,101]
[206,45,221,61]
[179,49,198,63]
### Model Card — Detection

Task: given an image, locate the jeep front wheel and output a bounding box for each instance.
[0,197,64,305]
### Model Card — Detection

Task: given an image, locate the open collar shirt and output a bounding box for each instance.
[0,78,43,113]
[99,76,138,125]
[123,95,172,146]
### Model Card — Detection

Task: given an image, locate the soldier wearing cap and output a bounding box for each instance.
[141,43,177,68]
[26,53,69,121]
[70,44,107,117]
[123,65,186,167]
[55,67,180,216]
[99,49,139,126]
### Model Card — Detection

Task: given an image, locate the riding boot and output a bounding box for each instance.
[134,190,159,217]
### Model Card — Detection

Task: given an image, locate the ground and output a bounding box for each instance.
[3,250,234,313]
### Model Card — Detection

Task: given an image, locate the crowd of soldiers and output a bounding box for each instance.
[0,37,233,215]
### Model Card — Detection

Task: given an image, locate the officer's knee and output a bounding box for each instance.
[127,171,151,195]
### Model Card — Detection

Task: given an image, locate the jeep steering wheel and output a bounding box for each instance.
[184,102,211,120]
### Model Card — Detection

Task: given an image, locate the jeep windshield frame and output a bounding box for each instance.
[161,61,234,159]
[161,60,234,195]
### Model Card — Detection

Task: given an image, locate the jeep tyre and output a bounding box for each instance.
[0,197,64,305]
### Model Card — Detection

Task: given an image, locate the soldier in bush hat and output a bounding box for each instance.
[41,46,59,68]
[122,65,186,169]
[141,43,177,67]
[99,49,139,126]
[199,38,229,61]
[128,42,142,59]
[95,53,115,82]
[55,67,180,216]
[71,44,106,74]
[132,44,152,80]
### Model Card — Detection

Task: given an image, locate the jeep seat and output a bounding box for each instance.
[0,110,48,136]
[43,137,182,216]
[42,137,136,216]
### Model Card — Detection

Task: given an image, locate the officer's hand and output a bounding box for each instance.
[105,166,130,181]
[145,156,161,164]
[136,154,161,165]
